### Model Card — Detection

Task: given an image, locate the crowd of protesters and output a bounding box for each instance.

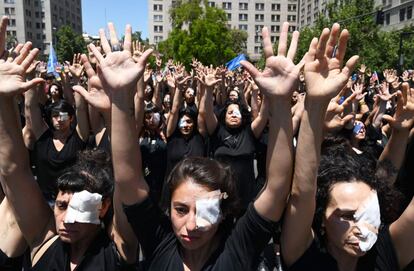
[0,15,413,271]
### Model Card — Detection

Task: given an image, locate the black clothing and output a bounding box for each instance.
[255,128,268,194]
[87,129,111,154]
[123,197,277,271]
[32,129,86,201]
[211,124,257,209]
[287,226,399,271]
[29,231,125,271]
[0,249,23,271]
[140,134,167,204]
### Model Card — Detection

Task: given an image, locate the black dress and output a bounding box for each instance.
[211,124,257,210]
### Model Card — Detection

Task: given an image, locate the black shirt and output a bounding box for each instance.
[123,197,277,271]
[0,249,23,271]
[32,129,86,201]
[211,124,257,209]
[287,226,399,271]
[29,231,125,271]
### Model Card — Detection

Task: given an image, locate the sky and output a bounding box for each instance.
[82,0,148,39]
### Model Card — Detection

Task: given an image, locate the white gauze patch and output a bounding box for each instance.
[232,108,241,118]
[59,112,69,121]
[195,190,227,231]
[152,112,161,126]
[178,117,187,128]
[64,190,102,225]
[353,191,381,252]
[187,88,195,95]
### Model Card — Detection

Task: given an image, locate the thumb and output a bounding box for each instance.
[21,78,44,91]
[382,114,395,126]
[72,85,89,101]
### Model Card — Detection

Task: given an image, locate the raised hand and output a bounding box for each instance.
[324,92,357,133]
[358,64,367,74]
[88,22,153,94]
[304,23,359,101]
[384,69,398,84]
[377,81,397,102]
[87,44,101,65]
[383,83,414,131]
[241,22,304,100]
[401,70,411,82]
[68,53,84,79]
[351,82,367,101]
[132,40,145,63]
[195,65,221,88]
[0,41,44,97]
[73,54,110,111]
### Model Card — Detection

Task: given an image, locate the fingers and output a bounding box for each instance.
[88,43,104,64]
[325,23,340,58]
[395,91,404,117]
[382,114,395,126]
[0,16,8,57]
[14,42,32,65]
[341,92,357,108]
[99,28,111,54]
[137,48,154,76]
[401,82,409,106]
[21,77,44,92]
[21,48,40,71]
[316,28,330,59]
[123,24,132,53]
[277,22,289,56]
[341,55,359,79]
[240,60,260,79]
[72,85,89,101]
[306,37,318,62]
[335,29,350,65]
[261,27,273,59]
[342,114,355,125]
[287,30,300,60]
[80,54,96,79]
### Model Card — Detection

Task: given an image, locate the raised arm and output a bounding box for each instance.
[280,24,358,266]
[241,22,303,222]
[166,75,190,137]
[0,18,54,255]
[198,67,221,135]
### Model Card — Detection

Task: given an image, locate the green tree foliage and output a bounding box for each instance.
[293,0,414,71]
[157,0,247,67]
[56,25,86,62]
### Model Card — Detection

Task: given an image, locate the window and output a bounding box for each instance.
[36,33,41,40]
[4,7,9,14]
[255,35,262,43]
[239,14,248,21]
[25,9,32,17]
[314,0,319,5]
[385,13,390,25]
[271,25,280,33]
[288,25,296,32]
[154,36,163,43]
[254,46,261,54]
[208,1,215,7]
[288,4,296,12]
[8,19,15,26]
[239,24,248,30]
[226,13,231,20]
[288,15,296,22]
[41,22,45,29]
[222,2,231,10]
[35,11,39,18]
[407,6,412,20]
[271,36,279,43]
[154,25,163,33]
[4,0,16,3]
[271,14,280,22]
[255,25,263,32]
[153,4,162,11]
[272,4,280,11]
[154,15,163,22]
[255,14,264,22]
[36,22,40,29]
[239,3,248,10]
[255,3,264,11]
[400,8,406,21]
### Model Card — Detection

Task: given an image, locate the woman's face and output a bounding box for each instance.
[228,90,239,102]
[324,181,378,258]
[170,180,220,251]
[353,121,366,141]
[144,85,153,99]
[144,112,160,130]
[51,111,72,132]
[50,85,61,98]
[163,94,171,109]
[184,88,195,104]
[179,115,194,136]
[225,104,242,129]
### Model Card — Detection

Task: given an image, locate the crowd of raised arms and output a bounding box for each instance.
[0,15,413,271]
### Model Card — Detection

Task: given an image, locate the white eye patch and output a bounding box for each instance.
[353,192,381,252]
[64,190,102,225]
[152,112,160,126]
[59,112,69,121]
[231,108,241,118]
[179,117,187,128]
[187,88,195,95]
[195,190,227,231]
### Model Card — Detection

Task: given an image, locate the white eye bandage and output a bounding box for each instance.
[152,112,161,126]
[178,117,187,128]
[59,112,69,121]
[187,88,195,95]
[353,192,381,252]
[64,190,102,225]
[195,190,227,231]
[231,108,241,118]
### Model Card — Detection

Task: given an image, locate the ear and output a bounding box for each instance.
[99,197,112,218]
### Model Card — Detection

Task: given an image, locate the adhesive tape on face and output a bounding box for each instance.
[64,190,102,225]
[59,112,69,121]
[195,190,224,231]
[187,88,195,96]
[178,117,187,129]
[353,191,381,252]
[152,112,161,126]
[232,108,241,118]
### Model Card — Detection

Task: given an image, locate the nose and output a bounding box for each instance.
[185,211,197,232]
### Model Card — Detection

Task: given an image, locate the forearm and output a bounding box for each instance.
[372,101,387,128]
[152,82,162,109]
[379,128,410,173]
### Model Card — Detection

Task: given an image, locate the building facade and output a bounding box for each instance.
[298,0,414,30]
[148,0,299,60]
[0,0,82,55]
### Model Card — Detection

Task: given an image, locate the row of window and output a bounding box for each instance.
[153,3,296,12]
[154,24,296,34]
[399,6,413,23]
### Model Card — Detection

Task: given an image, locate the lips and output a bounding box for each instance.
[181,235,200,242]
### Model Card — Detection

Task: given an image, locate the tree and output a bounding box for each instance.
[55,25,86,62]
[157,0,247,67]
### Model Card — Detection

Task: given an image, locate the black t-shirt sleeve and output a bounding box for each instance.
[215,203,278,270]
[123,197,173,258]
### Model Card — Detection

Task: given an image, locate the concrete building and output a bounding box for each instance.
[0,0,82,55]
[298,0,414,30]
[148,0,300,60]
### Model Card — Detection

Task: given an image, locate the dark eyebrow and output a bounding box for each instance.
[172,201,189,206]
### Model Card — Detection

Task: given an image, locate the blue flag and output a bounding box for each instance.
[226,54,246,71]
[47,42,60,80]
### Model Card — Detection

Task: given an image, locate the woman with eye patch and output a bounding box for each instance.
[114,22,299,270]
[280,24,414,271]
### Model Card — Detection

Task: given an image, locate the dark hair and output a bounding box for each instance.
[177,107,198,133]
[219,100,251,128]
[144,102,159,114]
[57,149,114,199]
[165,157,241,219]
[48,82,63,99]
[47,99,75,117]
[313,145,402,240]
